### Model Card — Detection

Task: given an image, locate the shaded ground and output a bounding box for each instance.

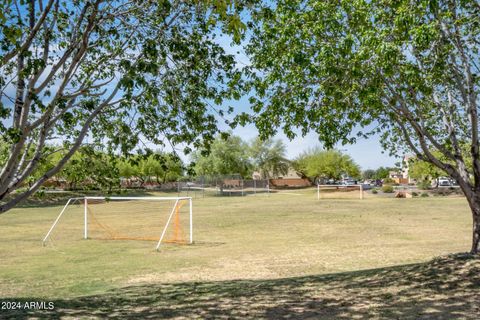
[2,253,479,319]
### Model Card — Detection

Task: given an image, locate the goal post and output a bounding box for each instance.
[316,184,364,200]
[43,196,193,250]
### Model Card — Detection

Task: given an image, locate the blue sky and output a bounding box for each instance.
[220,107,399,170]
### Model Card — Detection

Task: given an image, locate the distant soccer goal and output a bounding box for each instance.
[316,185,364,200]
[43,196,193,251]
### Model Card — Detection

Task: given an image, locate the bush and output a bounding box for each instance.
[417,180,431,190]
[412,191,418,197]
[371,189,378,194]
[421,192,429,197]
[382,185,394,193]
[34,189,45,199]
[383,178,395,184]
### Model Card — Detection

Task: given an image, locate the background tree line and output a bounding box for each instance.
[9,143,185,192]
[193,135,362,182]
[2,134,367,190]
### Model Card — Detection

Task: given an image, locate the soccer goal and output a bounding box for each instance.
[316,185,364,200]
[42,196,193,251]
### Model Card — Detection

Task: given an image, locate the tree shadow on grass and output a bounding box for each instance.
[2,253,479,319]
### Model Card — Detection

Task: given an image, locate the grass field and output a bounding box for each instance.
[1,191,479,318]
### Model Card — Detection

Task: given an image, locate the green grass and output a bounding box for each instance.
[0,192,478,318]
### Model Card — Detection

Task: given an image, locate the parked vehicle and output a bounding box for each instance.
[361,183,373,190]
[438,177,453,187]
[341,180,357,186]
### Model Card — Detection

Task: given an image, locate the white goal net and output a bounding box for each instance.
[43,196,193,251]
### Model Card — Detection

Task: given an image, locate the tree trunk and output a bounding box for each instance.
[467,196,480,254]
[472,214,480,254]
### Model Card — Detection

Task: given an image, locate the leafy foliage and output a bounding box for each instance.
[374,167,395,180]
[364,167,403,181]
[382,185,394,193]
[294,149,360,181]
[362,169,376,180]
[118,153,183,185]
[249,137,289,179]
[409,159,445,182]
[0,0,249,212]
[192,134,252,178]
[39,147,120,191]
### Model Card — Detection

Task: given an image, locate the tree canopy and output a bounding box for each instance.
[0,0,248,212]
[192,134,252,178]
[245,0,480,253]
[249,137,289,179]
[294,149,360,182]
[118,153,183,185]
[408,159,446,183]
[362,167,395,181]
[361,169,376,181]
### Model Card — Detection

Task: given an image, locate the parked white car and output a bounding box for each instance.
[438,178,452,187]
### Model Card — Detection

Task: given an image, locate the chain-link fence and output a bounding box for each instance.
[177,175,270,198]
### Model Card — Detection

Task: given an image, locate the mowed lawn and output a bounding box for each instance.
[1,192,479,318]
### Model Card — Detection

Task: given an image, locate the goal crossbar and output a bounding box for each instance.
[42,196,193,251]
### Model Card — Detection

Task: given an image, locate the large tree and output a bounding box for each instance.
[0,0,247,212]
[361,169,376,181]
[192,134,252,178]
[245,1,480,253]
[118,152,183,185]
[59,147,120,191]
[294,149,360,182]
[409,158,446,185]
[374,166,396,180]
[249,137,289,179]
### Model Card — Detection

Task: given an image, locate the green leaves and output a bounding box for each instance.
[249,137,289,179]
[118,152,183,184]
[57,147,120,192]
[5,128,22,143]
[192,134,252,178]
[245,0,479,162]
[294,149,361,181]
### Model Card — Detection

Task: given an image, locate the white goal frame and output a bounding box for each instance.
[42,196,193,251]
[316,184,364,200]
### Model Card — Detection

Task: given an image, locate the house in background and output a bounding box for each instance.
[401,154,416,184]
[388,155,415,184]
[388,170,408,184]
[253,167,311,188]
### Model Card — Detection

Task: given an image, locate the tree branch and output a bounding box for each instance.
[1,0,56,66]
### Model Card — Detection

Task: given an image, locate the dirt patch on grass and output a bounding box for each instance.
[3,253,479,319]
[126,251,326,285]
